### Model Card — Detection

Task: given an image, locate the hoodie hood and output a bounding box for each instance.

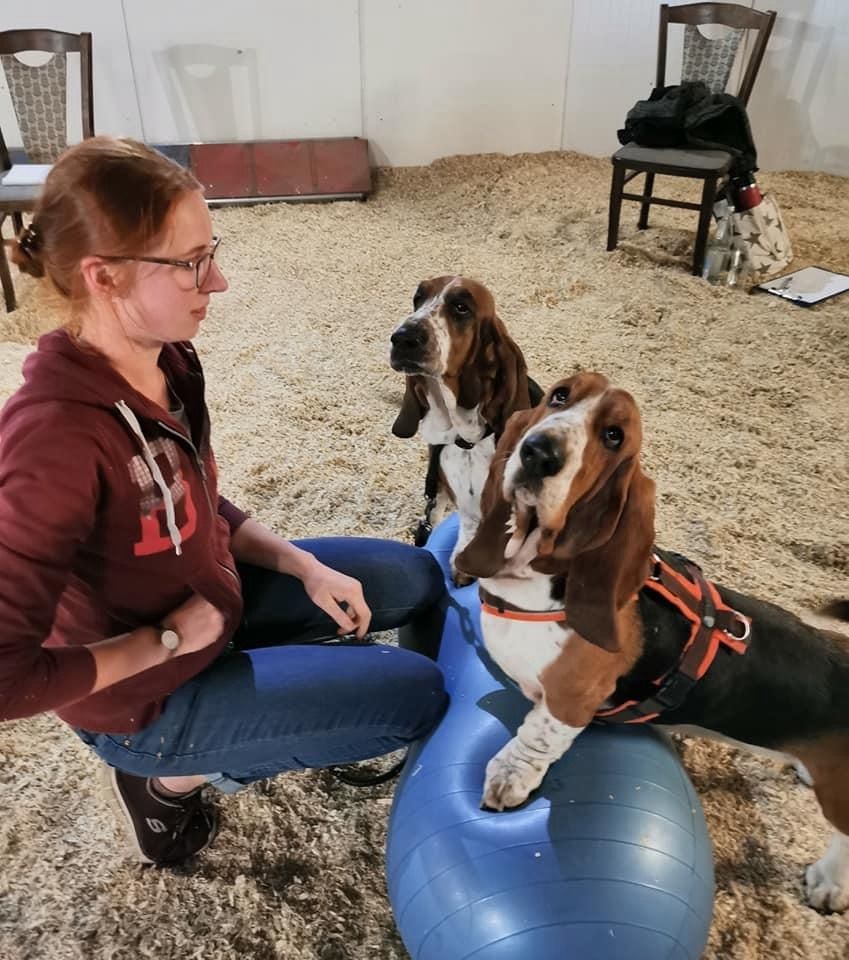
[2,328,199,420]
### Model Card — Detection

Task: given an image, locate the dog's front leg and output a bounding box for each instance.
[450,504,480,587]
[807,832,849,912]
[482,702,585,811]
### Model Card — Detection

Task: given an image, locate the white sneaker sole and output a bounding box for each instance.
[99,764,156,864]
[99,765,219,864]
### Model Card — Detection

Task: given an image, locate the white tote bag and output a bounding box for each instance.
[731,191,794,282]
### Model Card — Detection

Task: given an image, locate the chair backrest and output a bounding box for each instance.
[656,3,776,106]
[0,29,93,169]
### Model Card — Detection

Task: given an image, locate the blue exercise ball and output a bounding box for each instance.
[387,513,714,960]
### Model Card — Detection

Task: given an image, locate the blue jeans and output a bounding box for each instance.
[75,538,448,792]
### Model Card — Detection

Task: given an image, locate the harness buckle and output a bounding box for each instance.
[654,670,698,710]
[649,553,663,581]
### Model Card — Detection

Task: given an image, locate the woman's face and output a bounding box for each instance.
[113,189,228,345]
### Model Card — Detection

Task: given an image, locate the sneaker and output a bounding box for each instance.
[101,767,218,864]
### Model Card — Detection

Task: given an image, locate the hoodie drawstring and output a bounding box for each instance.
[115,400,183,556]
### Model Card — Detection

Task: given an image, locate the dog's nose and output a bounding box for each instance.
[390,323,428,351]
[519,433,564,478]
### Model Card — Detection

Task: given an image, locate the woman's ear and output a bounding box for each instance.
[79,255,121,300]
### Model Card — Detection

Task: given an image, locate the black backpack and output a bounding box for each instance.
[618,80,757,176]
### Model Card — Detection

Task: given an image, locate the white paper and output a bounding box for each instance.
[0,164,52,187]
[757,266,849,306]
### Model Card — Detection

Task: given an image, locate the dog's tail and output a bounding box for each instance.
[820,599,849,622]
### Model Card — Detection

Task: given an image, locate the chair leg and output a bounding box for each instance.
[0,233,16,312]
[607,163,627,251]
[638,172,655,230]
[693,177,718,277]
[12,211,24,236]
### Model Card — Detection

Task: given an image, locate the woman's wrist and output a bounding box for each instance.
[276,542,321,581]
[128,625,176,665]
[87,625,174,695]
[230,517,320,581]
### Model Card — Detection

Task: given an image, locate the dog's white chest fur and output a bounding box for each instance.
[479,571,571,702]
[419,381,486,446]
[439,437,495,514]
[418,381,494,561]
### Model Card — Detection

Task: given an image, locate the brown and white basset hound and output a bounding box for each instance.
[390,275,540,584]
[455,371,849,912]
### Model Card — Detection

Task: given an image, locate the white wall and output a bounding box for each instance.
[360,0,573,167]
[747,0,849,174]
[1,0,847,174]
[122,0,362,143]
[563,0,662,158]
[0,0,141,142]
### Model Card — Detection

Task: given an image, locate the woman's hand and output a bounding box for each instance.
[301,562,372,639]
[162,593,226,656]
[227,517,372,638]
[87,594,225,696]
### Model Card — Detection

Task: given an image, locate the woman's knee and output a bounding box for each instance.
[407,547,447,612]
[358,645,447,738]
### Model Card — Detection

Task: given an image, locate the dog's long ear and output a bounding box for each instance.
[457,360,482,411]
[457,314,530,420]
[392,376,429,438]
[454,407,537,579]
[479,317,532,435]
[540,461,655,653]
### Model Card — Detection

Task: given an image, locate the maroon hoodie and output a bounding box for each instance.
[0,329,246,733]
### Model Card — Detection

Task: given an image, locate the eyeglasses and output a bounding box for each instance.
[97,236,222,289]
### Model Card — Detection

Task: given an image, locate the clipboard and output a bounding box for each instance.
[756,266,849,307]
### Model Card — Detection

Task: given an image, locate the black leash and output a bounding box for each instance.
[331,752,408,787]
[414,444,445,547]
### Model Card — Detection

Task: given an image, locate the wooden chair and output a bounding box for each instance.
[0,29,93,311]
[606,3,775,276]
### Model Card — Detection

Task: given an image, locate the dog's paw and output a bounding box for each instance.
[806,837,849,912]
[480,744,546,811]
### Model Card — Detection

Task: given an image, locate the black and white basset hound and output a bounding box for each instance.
[390,275,541,584]
[456,371,849,913]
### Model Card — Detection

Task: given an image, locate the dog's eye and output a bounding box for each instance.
[549,387,570,407]
[452,300,471,318]
[412,285,427,310]
[602,426,624,450]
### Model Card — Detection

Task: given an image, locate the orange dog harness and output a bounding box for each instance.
[595,551,750,723]
[480,550,751,723]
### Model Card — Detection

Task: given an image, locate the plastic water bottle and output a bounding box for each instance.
[702,212,733,284]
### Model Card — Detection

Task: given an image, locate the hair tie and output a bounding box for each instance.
[18,224,41,259]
